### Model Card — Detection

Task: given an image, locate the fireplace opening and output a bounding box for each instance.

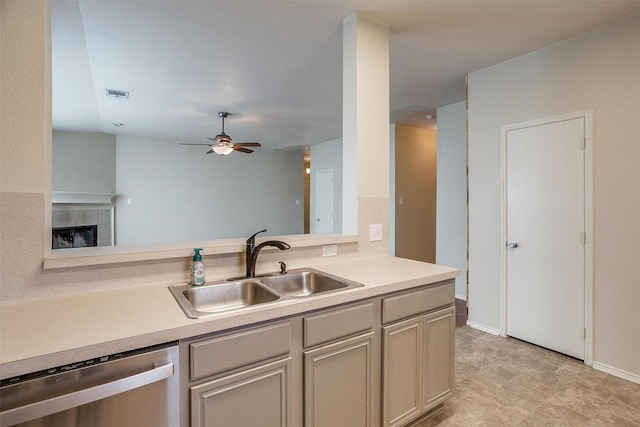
[52,225,98,249]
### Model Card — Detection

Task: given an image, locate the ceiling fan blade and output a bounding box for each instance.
[179,142,212,146]
[205,149,215,154]
[233,145,254,154]
[234,142,261,147]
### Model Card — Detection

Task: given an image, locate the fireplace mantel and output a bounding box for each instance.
[52,191,116,204]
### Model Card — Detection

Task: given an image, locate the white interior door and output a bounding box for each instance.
[315,169,334,233]
[506,117,585,359]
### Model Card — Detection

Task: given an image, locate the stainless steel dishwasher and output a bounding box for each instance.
[0,342,179,427]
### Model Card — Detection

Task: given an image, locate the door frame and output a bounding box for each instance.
[499,109,594,366]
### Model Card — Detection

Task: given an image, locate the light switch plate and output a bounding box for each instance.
[369,224,382,241]
[322,244,338,257]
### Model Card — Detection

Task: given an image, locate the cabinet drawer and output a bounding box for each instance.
[304,302,375,348]
[190,321,291,380]
[382,281,454,324]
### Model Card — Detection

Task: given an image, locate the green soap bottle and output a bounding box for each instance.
[190,248,205,286]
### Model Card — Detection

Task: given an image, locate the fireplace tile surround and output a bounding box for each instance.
[52,207,113,247]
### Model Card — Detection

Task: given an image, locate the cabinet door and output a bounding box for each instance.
[304,332,375,427]
[381,316,423,427]
[190,357,291,427]
[422,306,455,412]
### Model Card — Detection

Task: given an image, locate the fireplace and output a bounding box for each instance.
[52,225,98,249]
[51,192,116,250]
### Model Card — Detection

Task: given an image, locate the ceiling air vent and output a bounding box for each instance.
[105,88,129,99]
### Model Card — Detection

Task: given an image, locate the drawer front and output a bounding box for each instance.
[382,281,454,324]
[304,302,374,348]
[190,321,291,380]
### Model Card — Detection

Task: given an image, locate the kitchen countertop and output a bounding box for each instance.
[0,256,458,379]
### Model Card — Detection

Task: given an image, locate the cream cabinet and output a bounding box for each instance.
[422,307,455,412]
[191,357,291,427]
[181,280,454,427]
[183,321,293,427]
[381,282,455,427]
[382,317,423,427]
[304,332,375,427]
[302,301,378,427]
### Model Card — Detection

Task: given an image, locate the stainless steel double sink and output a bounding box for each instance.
[169,268,364,319]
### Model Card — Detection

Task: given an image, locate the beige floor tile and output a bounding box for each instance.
[418,326,640,427]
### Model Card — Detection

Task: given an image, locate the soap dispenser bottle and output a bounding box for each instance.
[190,248,205,286]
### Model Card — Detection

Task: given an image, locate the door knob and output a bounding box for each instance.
[507,242,519,249]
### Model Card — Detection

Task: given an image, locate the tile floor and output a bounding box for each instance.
[417,326,640,426]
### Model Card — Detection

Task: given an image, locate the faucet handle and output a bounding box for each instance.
[247,229,267,243]
[279,261,287,274]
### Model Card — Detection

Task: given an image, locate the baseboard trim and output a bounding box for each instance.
[593,362,640,385]
[466,321,500,336]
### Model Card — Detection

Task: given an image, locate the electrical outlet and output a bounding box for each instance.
[369,224,382,241]
[322,244,338,257]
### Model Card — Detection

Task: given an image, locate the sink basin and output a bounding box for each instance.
[170,280,280,318]
[260,269,363,297]
[170,268,364,318]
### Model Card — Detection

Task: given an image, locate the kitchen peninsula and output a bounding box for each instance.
[1,256,458,427]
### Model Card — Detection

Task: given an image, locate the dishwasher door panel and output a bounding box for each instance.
[0,343,179,427]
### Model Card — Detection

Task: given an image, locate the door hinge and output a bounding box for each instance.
[581,232,586,245]
[580,137,586,150]
[582,327,587,340]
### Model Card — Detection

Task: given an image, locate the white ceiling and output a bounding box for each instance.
[51,1,640,151]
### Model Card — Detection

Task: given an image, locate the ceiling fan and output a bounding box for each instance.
[179,112,261,155]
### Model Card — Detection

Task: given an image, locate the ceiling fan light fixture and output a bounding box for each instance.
[215,132,231,143]
[212,145,233,155]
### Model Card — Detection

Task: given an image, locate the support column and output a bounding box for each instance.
[342,12,390,253]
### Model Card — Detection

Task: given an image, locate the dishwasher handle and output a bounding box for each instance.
[0,361,174,427]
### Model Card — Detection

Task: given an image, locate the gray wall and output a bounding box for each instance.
[115,135,304,245]
[436,101,468,300]
[310,138,343,233]
[468,14,640,377]
[52,131,116,193]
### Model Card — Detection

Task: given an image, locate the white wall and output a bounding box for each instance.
[115,135,304,245]
[52,131,116,193]
[436,101,467,300]
[468,14,640,378]
[310,137,343,233]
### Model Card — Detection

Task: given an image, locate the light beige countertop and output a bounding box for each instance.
[0,256,458,379]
